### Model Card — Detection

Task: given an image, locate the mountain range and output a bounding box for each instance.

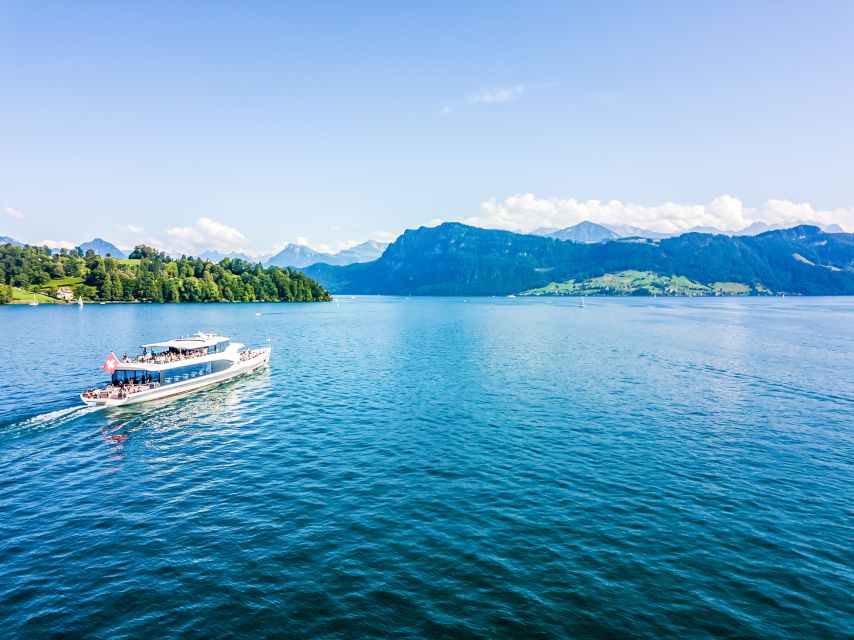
[304,222,854,296]
[0,236,23,247]
[544,221,619,243]
[535,219,846,242]
[0,235,387,268]
[265,240,388,268]
[0,235,128,258]
[4,222,854,296]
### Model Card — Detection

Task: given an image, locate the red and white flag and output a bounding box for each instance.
[102,352,120,374]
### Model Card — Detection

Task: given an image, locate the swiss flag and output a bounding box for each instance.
[102,352,120,374]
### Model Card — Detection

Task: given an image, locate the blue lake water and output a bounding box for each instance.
[1,297,852,638]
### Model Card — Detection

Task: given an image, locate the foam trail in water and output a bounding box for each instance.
[1,405,103,438]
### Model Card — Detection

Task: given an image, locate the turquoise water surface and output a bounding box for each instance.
[1,297,852,638]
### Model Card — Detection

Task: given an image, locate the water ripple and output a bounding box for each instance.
[0,298,852,638]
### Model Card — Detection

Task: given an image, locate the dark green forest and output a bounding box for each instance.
[0,244,331,303]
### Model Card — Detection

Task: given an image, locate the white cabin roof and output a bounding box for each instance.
[142,332,230,350]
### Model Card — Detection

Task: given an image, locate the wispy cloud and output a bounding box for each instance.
[468,84,526,104]
[373,230,398,242]
[3,205,25,220]
[38,239,75,250]
[114,224,145,234]
[438,105,453,115]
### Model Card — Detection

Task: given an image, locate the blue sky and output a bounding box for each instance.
[2,1,853,254]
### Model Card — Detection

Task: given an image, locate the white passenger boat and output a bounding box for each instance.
[80,332,270,407]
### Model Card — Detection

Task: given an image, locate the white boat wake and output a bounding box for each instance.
[1,405,104,439]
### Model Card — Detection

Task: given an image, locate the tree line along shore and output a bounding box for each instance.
[0,244,331,304]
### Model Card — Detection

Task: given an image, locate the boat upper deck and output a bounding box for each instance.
[142,333,230,351]
[115,333,243,371]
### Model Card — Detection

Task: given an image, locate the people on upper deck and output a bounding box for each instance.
[119,345,212,366]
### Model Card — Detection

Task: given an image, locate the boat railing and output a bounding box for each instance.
[125,349,210,365]
[83,381,160,401]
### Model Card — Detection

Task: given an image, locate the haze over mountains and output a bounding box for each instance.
[0,234,388,268]
[266,240,388,268]
[3,218,845,256]
[135,238,389,267]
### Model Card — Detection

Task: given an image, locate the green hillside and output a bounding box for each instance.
[10,287,59,303]
[521,271,769,296]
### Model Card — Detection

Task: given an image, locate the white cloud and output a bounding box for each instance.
[438,105,453,115]
[39,239,76,250]
[337,239,360,251]
[114,224,145,234]
[469,84,525,104]
[373,230,398,242]
[165,217,251,255]
[295,236,309,246]
[4,205,24,220]
[465,194,854,234]
[329,224,343,231]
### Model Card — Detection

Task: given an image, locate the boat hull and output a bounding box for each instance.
[81,348,270,407]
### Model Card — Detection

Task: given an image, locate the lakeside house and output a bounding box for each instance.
[56,286,74,301]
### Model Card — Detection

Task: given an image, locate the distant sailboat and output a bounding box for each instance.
[28,293,39,307]
[579,296,586,308]
[77,296,84,308]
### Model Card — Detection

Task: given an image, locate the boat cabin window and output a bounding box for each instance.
[111,370,158,385]
[161,362,212,385]
[211,340,230,353]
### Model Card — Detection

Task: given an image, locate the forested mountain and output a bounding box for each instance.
[304,223,854,296]
[0,244,330,303]
[734,221,846,235]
